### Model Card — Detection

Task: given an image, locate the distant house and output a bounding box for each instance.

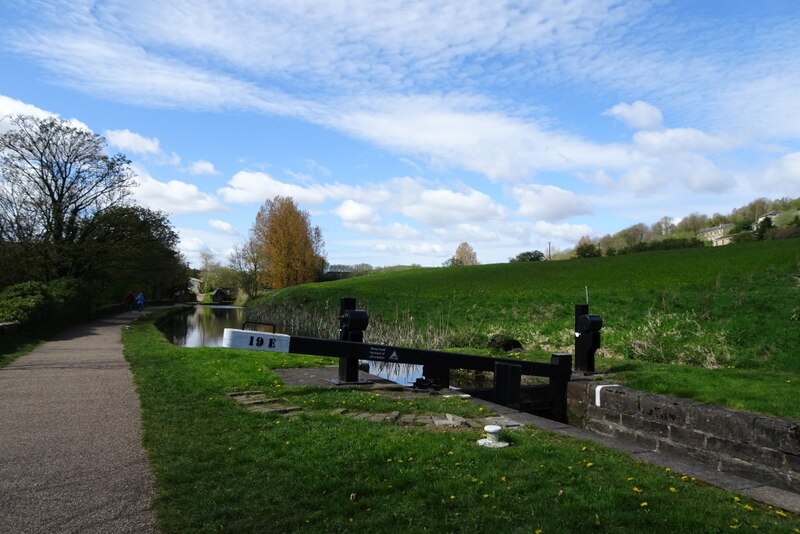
[756,211,782,225]
[698,223,734,246]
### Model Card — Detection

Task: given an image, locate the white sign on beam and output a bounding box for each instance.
[222,328,291,353]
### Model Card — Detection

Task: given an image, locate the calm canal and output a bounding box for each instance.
[160,306,425,385]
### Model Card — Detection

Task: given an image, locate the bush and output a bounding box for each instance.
[0,278,89,332]
[0,281,52,324]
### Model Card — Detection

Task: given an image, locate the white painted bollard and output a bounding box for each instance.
[477,424,509,448]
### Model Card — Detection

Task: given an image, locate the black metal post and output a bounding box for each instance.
[494,361,521,409]
[338,297,360,382]
[548,353,572,423]
[575,304,603,373]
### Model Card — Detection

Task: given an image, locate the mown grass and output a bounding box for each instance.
[124,313,799,532]
[251,238,800,418]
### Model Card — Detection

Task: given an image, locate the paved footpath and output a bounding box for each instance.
[0,314,158,534]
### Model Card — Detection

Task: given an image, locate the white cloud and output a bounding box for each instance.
[633,128,738,153]
[333,200,378,224]
[105,128,181,165]
[336,95,635,180]
[0,95,89,132]
[132,166,226,214]
[208,219,239,235]
[604,101,663,130]
[0,95,53,132]
[433,223,500,242]
[514,184,592,221]
[760,152,800,194]
[188,160,219,175]
[530,220,593,242]
[401,187,505,226]
[218,171,348,204]
[105,128,161,154]
[714,72,800,139]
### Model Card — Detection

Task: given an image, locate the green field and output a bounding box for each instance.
[252,239,800,418]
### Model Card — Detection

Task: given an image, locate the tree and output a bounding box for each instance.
[617,223,650,248]
[229,237,265,297]
[675,212,709,235]
[444,242,478,267]
[78,205,188,302]
[575,236,602,258]
[509,250,545,262]
[756,216,774,240]
[251,196,326,289]
[0,115,134,280]
[651,216,675,238]
[199,251,222,293]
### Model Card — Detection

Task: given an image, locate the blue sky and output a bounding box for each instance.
[1,0,798,268]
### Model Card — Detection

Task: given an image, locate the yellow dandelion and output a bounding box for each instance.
[681,475,690,481]
[775,509,788,518]
[733,496,741,502]
[669,487,677,493]
[729,525,739,530]
[581,446,587,451]
[536,530,543,534]
[482,494,489,498]
[501,475,507,482]
[586,462,594,468]
[665,467,671,472]
[640,502,648,508]
[743,504,754,512]
[448,451,454,455]
[627,476,634,481]
[632,487,642,493]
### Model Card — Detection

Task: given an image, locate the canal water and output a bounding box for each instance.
[160,305,426,385]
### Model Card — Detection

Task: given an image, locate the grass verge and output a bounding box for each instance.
[124,313,799,532]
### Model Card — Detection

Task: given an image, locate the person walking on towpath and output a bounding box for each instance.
[135,291,146,312]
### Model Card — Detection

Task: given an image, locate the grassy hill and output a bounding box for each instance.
[252,238,800,417]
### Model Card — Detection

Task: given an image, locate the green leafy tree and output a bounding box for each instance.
[79,205,188,302]
[575,236,602,258]
[756,216,774,240]
[509,250,545,262]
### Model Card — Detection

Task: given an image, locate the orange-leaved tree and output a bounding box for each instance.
[251,196,326,289]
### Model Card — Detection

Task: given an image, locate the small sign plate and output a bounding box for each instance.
[222,328,291,353]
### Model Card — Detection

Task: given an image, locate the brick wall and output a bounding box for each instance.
[566,381,800,491]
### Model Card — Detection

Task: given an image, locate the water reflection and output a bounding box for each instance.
[161,306,245,347]
[161,306,458,386]
[362,361,423,386]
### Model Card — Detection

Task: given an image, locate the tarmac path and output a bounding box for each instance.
[0,313,158,534]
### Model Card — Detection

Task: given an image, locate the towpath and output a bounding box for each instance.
[0,313,158,534]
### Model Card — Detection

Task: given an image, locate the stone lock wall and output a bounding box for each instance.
[566,381,800,492]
